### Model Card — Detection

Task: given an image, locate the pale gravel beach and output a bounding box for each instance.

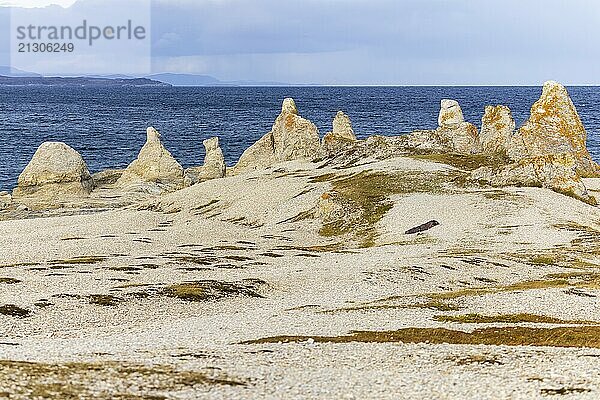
[3,82,600,399]
[2,156,600,399]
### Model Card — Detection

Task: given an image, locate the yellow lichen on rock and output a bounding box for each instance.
[480,105,515,156]
[508,81,600,177]
[435,99,481,154]
[321,111,357,154]
[472,152,597,205]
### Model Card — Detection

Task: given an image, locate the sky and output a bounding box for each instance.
[0,0,75,7]
[1,0,600,85]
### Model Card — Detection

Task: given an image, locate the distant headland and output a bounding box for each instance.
[0,75,171,87]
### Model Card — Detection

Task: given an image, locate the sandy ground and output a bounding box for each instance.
[2,156,600,399]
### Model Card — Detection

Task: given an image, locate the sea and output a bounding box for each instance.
[1,86,600,191]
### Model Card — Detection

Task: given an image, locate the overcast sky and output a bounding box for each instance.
[2,0,600,85]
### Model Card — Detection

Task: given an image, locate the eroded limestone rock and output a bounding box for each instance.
[333,111,356,140]
[480,105,515,156]
[438,99,465,128]
[116,127,185,192]
[322,111,358,153]
[472,153,596,205]
[184,137,227,186]
[12,142,94,204]
[435,99,480,154]
[439,123,480,154]
[0,191,11,210]
[234,99,320,172]
[404,130,451,153]
[91,169,124,187]
[281,98,298,115]
[200,137,227,180]
[508,81,600,177]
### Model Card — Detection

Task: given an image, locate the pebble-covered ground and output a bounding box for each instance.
[2,156,600,399]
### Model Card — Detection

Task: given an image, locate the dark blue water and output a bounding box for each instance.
[1,86,600,191]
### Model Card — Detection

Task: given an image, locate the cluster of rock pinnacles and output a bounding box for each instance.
[3,80,600,210]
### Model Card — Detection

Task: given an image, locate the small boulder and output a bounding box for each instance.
[316,191,346,222]
[315,190,364,235]
[480,105,515,156]
[116,127,185,191]
[12,142,94,203]
[184,137,227,186]
[234,99,320,172]
[472,153,596,205]
[436,100,480,154]
[508,81,600,177]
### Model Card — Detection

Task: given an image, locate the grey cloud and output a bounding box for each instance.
[3,0,600,84]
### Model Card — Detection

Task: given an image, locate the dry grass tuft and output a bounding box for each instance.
[0,278,21,284]
[317,170,458,246]
[243,326,600,348]
[0,360,245,399]
[164,279,267,302]
[434,313,596,325]
[0,304,31,318]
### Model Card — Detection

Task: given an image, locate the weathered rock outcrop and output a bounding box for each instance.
[323,111,357,144]
[234,98,320,172]
[405,100,480,154]
[480,105,515,156]
[472,153,596,205]
[403,130,447,153]
[184,137,227,186]
[12,142,94,204]
[332,111,356,140]
[199,137,227,180]
[438,99,465,127]
[116,127,185,192]
[321,111,358,155]
[91,169,124,187]
[508,81,600,177]
[0,191,11,210]
[472,82,600,204]
[435,99,481,154]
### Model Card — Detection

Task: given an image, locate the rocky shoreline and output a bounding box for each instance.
[2,81,600,399]
[2,80,597,214]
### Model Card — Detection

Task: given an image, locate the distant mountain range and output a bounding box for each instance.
[146,73,221,86]
[0,76,171,87]
[0,66,42,77]
[0,67,291,87]
[147,73,290,87]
